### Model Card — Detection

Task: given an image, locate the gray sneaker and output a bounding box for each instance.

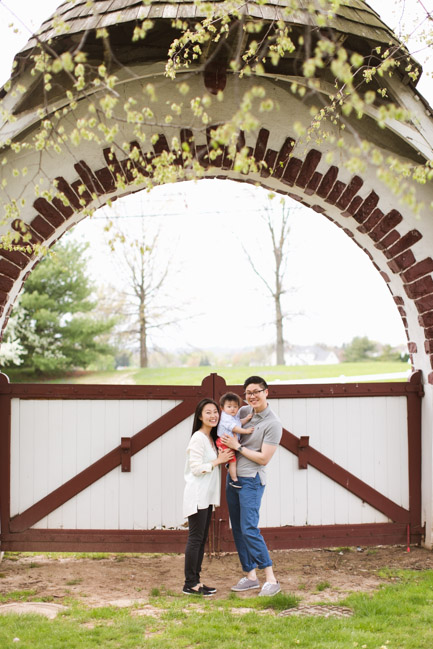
[231,577,260,592]
[258,581,281,597]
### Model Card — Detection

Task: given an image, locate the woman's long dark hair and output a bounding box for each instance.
[191,398,220,443]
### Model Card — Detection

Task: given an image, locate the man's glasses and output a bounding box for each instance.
[244,389,265,397]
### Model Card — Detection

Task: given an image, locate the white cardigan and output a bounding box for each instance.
[183,431,221,519]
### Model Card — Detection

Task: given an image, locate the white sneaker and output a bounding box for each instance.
[258,581,281,597]
[231,577,260,591]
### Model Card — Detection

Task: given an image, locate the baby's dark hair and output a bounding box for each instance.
[220,392,242,408]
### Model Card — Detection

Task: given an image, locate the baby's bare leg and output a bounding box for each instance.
[228,460,238,482]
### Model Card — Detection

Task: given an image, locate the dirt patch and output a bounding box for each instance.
[0,546,432,608]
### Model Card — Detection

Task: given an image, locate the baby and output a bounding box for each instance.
[216,392,254,489]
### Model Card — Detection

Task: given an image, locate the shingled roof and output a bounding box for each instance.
[20,0,405,56]
[13,0,419,93]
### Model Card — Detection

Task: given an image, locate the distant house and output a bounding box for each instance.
[282,345,340,366]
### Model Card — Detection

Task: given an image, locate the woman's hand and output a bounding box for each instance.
[221,434,239,450]
[214,447,234,465]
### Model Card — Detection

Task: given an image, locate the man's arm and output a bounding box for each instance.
[221,435,278,466]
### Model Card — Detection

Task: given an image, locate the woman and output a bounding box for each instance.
[183,398,233,596]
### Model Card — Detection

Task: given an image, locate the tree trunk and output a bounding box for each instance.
[241,203,291,367]
[275,295,285,365]
[139,303,148,368]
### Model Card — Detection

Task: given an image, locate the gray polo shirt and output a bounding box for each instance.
[236,403,282,485]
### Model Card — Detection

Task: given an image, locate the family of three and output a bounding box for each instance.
[182,375,282,597]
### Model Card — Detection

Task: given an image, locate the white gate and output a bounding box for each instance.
[0,372,423,552]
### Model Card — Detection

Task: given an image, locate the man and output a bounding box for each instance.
[221,375,282,596]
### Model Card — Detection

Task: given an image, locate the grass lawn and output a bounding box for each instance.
[5,361,410,385]
[0,569,432,648]
[129,361,410,385]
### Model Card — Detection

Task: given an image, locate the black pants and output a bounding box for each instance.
[184,506,213,588]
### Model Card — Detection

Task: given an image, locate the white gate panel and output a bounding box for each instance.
[45,400,64,529]
[271,395,409,510]
[32,415,192,531]
[59,400,79,529]
[259,447,389,528]
[10,398,179,521]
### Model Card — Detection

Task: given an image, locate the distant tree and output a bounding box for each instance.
[343,336,377,362]
[0,310,24,366]
[377,344,406,362]
[88,285,134,368]
[180,350,216,368]
[4,240,116,374]
[115,351,132,368]
[241,199,296,366]
[105,219,183,368]
[230,344,273,366]
[148,348,179,368]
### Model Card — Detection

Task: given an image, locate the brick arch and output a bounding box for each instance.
[1,125,432,381]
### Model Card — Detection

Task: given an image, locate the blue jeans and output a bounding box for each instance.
[226,473,272,572]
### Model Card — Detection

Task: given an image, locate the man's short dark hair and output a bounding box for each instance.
[243,376,268,390]
[220,392,242,408]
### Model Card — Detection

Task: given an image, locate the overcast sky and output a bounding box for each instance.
[0,0,431,352]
